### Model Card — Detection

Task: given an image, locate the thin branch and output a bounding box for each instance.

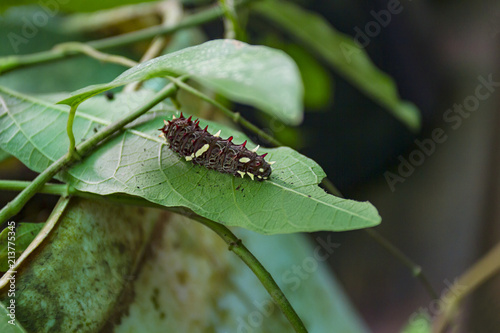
[364,228,439,299]
[140,1,183,63]
[0,0,253,75]
[0,180,308,333]
[53,42,139,68]
[193,215,308,333]
[219,0,243,40]
[0,82,179,225]
[0,181,68,195]
[166,76,283,146]
[322,174,438,299]
[433,242,500,332]
[0,180,182,208]
[66,105,80,159]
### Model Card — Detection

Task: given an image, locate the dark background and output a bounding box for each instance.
[300,1,500,332]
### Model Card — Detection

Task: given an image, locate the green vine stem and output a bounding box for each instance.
[363,228,438,299]
[0,181,69,196]
[0,180,308,333]
[194,215,307,333]
[219,0,244,40]
[0,82,179,225]
[53,42,139,68]
[432,242,500,332]
[66,105,79,159]
[59,44,139,158]
[0,0,252,75]
[124,1,183,93]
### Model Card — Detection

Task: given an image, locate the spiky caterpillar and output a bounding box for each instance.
[159,113,273,181]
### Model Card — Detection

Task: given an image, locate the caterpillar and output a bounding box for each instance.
[159,113,273,181]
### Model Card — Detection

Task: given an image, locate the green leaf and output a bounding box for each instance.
[253,0,421,131]
[0,303,27,333]
[0,223,44,272]
[57,39,304,125]
[0,87,381,234]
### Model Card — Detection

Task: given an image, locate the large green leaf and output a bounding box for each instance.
[0,87,380,234]
[58,39,304,125]
[0,223,44,272]
[253,0,421,131]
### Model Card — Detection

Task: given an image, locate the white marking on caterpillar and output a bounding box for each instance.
[185,156,193,161]
[251,145,260,152]
[268,161,276,165]
[214,130,221,137]
[194,144,210,157]
[247,173,255,181]
[257,175,262,179]
[239,157,251,163]
[237,171,245,178]
[259,168,264,172]
[159,133,165,138]
[263,177,268,180]
[172,115,176,119]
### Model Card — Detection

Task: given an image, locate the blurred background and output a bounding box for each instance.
[308,1,500,332]
[1,0,499,332]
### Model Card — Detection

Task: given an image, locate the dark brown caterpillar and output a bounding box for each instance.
[159,113,273,181]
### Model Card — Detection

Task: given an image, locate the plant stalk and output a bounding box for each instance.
[432,242,500,332]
